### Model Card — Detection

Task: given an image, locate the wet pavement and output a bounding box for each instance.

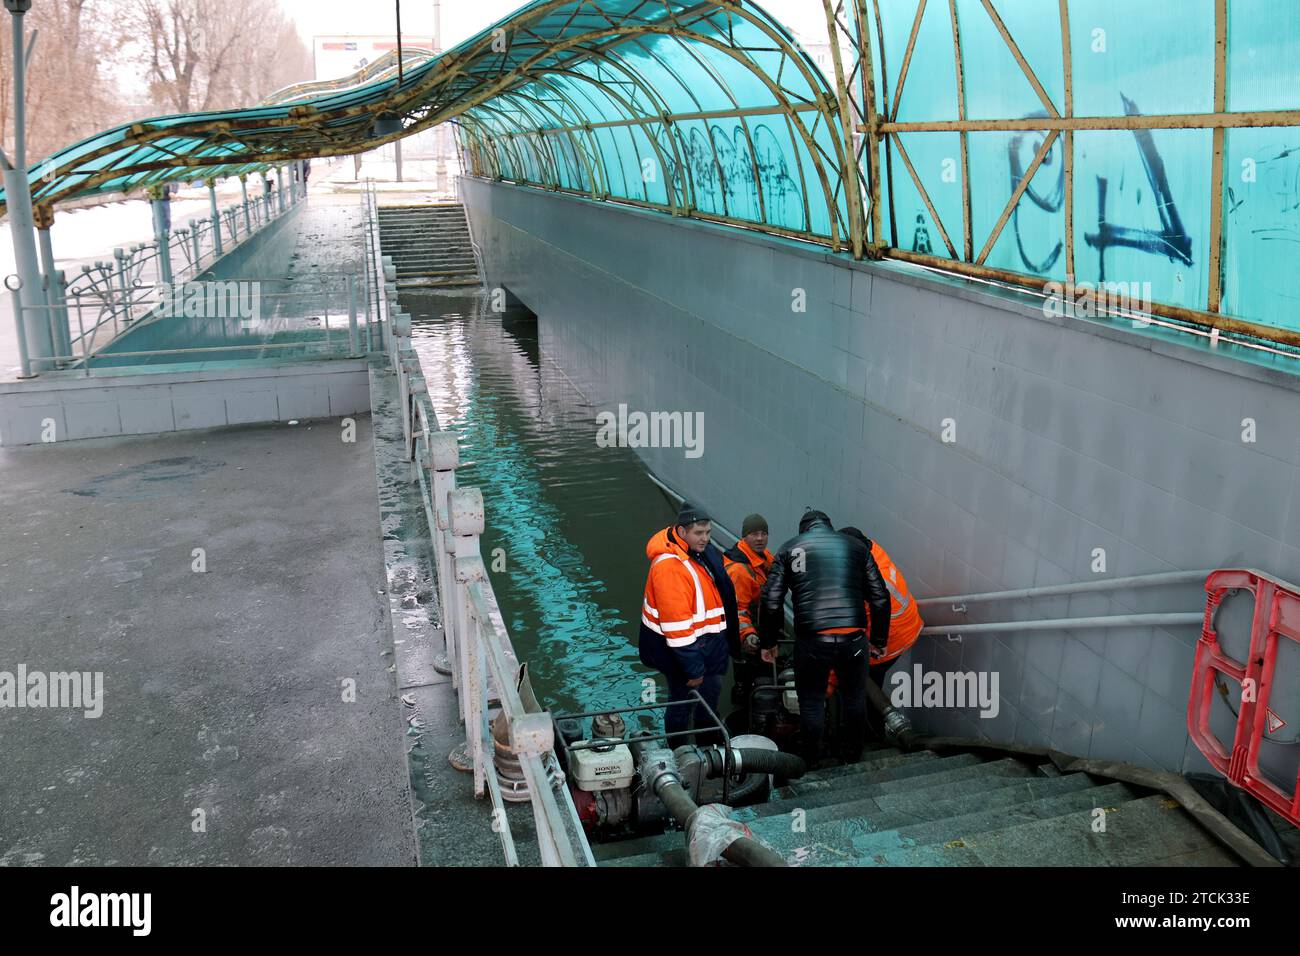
[0,416,416,865]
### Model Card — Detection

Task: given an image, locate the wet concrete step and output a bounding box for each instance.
[597,761,1047,864]
[595,773,1106,866]
[386,249,473,260]
[747,781,1138,865]
[602,793,1237,868]
[741,769,1102,832]
[829,795,1242,867]
[777,752,995,796]
[383,235,469,242]
[738,760,1080,821]
[770,758,1039,813]
[396,272,480,282]
[378,216,470,224]
[377,206,466,215]
[380,233,472,242]
[381,234,472,242]
[792,749,932,783]
[592,828,685,862]
[390,256,476,266]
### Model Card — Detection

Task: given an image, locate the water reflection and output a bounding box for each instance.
[405,289,676,716]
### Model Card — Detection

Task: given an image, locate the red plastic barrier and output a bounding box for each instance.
[1188,569,1300,826]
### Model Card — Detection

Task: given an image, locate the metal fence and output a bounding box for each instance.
[9,173,307,377]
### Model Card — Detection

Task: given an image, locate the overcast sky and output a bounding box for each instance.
[278,0,828,54]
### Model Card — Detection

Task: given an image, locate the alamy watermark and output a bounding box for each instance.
[596,403,704,459]
[1043,279,1154,325]
[50,886,150,936]
[154,280,261,324]
[0,665,103,718]
[890,665,1000,719]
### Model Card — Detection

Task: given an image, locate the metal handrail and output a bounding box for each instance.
[55,179,306,360]
[917,569,1216,608]
[919,568,1217,639]
[13,276,368,371]
[5,179,360,376]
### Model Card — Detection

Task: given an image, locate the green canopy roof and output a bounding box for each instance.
[4,0,854,249]
[7,0,1300,347]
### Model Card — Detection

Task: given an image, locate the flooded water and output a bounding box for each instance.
[405,288,677,717]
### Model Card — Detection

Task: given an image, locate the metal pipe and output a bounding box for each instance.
[52,269,70,363]
[239,175,251,232]
[207,179,223,256]
[113,247,129,328]
[4,3,49,369]
[922,613,1205,636]
[347,273,360,356]
[150,192,173,286]
[34,211,68,364]
[917,570,1216,608]
[7,280,31,377]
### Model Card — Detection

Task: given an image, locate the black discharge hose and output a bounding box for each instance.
[710,747,806,805]
[714,747,806,780]
[631,740,788,867]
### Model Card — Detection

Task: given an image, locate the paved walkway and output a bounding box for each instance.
[0,416,416,865]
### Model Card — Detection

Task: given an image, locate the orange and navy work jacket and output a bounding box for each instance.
[723,539,774,649]
[638,527,733,680]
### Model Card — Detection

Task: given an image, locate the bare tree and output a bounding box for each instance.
[0,0,119,161]
[127,0,312,115]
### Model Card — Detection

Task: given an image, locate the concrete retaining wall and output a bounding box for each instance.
[462,175,1300,778]
[0,359,370,446]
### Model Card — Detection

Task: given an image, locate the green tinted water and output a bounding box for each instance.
[405,288,677,717]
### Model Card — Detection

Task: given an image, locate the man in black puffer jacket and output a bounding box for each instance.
[759,510,891,765]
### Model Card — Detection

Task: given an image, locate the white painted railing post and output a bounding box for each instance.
[450,486,487,797]
[428,430,460,685]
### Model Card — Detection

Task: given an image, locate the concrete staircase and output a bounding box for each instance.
[593,743,1246,867]
[376,203,481,287]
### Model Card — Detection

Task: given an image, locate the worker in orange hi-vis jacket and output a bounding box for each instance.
[722,513,775,704]
[638,503,739,745]
[829,527,924,738]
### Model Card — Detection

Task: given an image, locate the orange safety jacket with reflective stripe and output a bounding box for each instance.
[641,527,728,649]
[869,542,923,662]
[723,539,773,646]
[826,541,923,693]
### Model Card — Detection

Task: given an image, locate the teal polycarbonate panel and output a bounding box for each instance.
[956,0,1064,121]
[1221,127,1300,332]
[8,0,848,255]
[752,119,809,231]
[1228,0,1300,111]
[894,131,964,258]
[891,0,959,123]
[969,129,1067,281]
[1066,0,1215,117]
[863,0,1300,340]
[1072,128,1212,311]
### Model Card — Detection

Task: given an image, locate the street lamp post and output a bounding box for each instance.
[3,0,53,372]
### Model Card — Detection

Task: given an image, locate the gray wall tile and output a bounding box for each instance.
[464,177,1300,775]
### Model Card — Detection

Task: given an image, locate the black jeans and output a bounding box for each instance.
[794,634,868,766]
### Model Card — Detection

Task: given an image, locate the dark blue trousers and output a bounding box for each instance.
[663,671,724,744]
